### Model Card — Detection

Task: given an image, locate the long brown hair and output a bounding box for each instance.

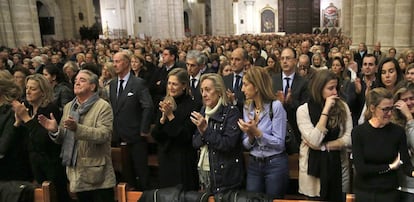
[309,69,347,129]
[243,66,276,110]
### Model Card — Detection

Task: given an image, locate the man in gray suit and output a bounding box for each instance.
[110,52,154,190]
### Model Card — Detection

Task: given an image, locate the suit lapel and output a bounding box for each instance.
[116,78,132,110]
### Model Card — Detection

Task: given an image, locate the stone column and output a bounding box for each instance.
[364,0,375,46]
[244,0,255,34]
[149,0,184,40]
[9,0,41,47]
[341,0,352,36]
[211,0,234,36]
[375,0,395,50]
[351,0,367,48]
[0,0,16,47]
[394,0,413,49]
[57,0,76,39]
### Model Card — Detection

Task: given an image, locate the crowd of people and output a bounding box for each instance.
[1,33,414,202]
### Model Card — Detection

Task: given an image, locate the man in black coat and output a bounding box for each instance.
[272,48,309,145]
[223,48,249,112]
[110,52,154,190]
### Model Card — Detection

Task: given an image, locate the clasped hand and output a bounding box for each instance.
[238,117,261,138]
[190,111,207,134]
[159,100,174,124]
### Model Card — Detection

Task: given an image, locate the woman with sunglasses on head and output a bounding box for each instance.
[392,81,414,202]
[352,87,414,202]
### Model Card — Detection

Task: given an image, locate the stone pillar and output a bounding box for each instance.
[211,0,234,36]
[341,0,352,36]
[57,0,76,40]
[394,0,413,49]
[375,0,395,50]
[9,0,41,47]
[0,0,16,47]
[364,0,375,46]
[149,0,184,40]
[351,0,367,48]
[244,0,255,34]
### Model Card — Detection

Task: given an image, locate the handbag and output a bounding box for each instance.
[269,101,299,155]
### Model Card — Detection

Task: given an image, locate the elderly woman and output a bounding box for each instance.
[239,67,288,199]
[296,70,352,201]
[12,74,69,202]
[191,73,244,194]
[63,61,79,85]
[0,71,32,181]
[352,88,414,202]
[38,69,116,202]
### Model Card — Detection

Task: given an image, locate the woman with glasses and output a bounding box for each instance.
[352,87,414,202]
[392,82,414,202]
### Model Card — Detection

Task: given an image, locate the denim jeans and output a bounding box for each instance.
[246,153,289,199]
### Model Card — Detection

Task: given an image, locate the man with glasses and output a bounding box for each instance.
[272,48,309,147]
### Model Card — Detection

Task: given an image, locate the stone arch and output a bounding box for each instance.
[36,0,63,41]
[260,5,277,33]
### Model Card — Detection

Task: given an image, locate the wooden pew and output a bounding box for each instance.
[34,181,53,202]
[117,183,142,202]
[288,154,299,180]
[346,194,355,202]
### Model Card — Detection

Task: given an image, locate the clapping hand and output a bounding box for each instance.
[190,111,207,134]
[38,113,58,133]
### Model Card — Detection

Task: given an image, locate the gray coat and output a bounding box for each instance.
[52,99,116,192]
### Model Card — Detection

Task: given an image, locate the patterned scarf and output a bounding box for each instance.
[61,92,100,166]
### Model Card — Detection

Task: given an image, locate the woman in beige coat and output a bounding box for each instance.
[296,70,352,201]
[39,69,116,202]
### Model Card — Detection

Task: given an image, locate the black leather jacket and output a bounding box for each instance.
[192,104,245,194]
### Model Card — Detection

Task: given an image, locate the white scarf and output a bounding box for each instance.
[198,97,223,171]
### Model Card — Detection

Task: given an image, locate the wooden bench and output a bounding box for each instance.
[116,183,142,202]
[34,181,53,202]
[346,194,355,202]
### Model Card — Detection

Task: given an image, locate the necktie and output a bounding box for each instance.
[118,79,124,97]
[284,77,290,98]
[234,75,241,90]
[191,78,196,89]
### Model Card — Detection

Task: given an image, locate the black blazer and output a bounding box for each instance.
[272,73,309,141]
[223,73,245,111]
[110,76,154,144]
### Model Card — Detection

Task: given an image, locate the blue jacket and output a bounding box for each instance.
[192,104,245,194]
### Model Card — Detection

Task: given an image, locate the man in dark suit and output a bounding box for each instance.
[186,50,208,110]
[272,47,309,145]
[223,48,249,111]
[149,45,181,109]
[250,42,267,67]
[110,52,154,190]
[354,42,367,72]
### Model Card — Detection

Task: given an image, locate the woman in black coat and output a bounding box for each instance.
[0,72,32,181]
[152,68,200,191]
[12,74,70,202]
[191,73,244,194]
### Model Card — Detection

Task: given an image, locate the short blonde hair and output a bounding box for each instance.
[25,74,54,107]
[199,73,229,106]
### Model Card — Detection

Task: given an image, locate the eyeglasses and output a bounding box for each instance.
[401,96,414,102]
[378,106,394,113]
